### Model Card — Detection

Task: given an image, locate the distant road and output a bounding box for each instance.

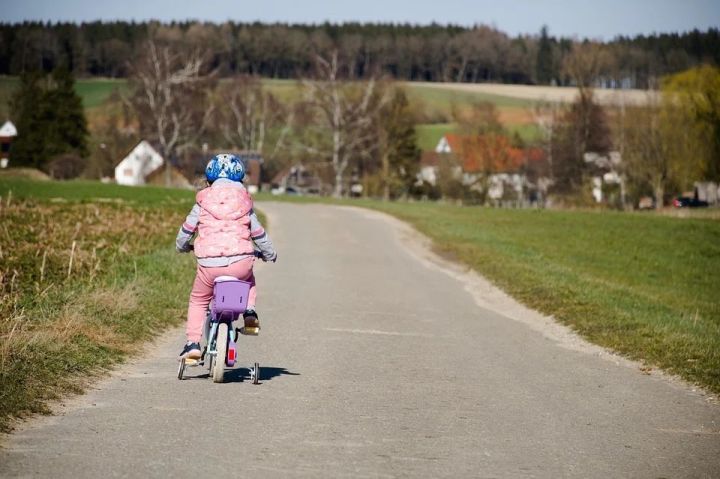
[408,81,659,106]
[1,203,718,478]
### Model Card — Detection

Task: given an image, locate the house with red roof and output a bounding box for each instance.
[424,133,550,204]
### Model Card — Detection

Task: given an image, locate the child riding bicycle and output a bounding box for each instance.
[176,154,277,360]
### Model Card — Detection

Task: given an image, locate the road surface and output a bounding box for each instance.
[1,203,719,478]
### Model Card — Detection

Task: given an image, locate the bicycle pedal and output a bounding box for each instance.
[239,326,260,336]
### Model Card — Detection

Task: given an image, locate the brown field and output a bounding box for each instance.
[413,81,658,106]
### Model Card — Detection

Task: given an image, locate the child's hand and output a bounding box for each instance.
[262,251,277,263]
[177,243,194,253]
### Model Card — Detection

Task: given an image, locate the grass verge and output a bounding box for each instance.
[257,193,720,394]
[0,179,196,432]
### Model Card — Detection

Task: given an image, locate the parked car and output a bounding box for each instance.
[673,196,709,208]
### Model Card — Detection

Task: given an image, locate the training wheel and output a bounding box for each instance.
[177,358,186,380]
[252,362,260,385]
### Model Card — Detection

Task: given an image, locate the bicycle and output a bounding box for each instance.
[177,268,260,384]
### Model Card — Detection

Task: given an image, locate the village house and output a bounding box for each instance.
[114,140,191,188]
[229,151,263,194]
[271,163,326,195]
[0,120,17,168]
[583,151,624,203]
[424,133,549,205]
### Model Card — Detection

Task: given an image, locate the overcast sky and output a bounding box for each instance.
[2,0,718,39]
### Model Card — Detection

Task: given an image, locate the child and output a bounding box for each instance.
[176,154,277,359]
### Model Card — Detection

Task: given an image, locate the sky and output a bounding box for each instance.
[1,0,718,39]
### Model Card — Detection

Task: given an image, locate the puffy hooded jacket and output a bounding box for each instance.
[193,183,254,258]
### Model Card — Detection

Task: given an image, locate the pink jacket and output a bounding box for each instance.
[193,183,254,258]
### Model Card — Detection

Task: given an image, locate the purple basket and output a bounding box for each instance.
[211,279,252,322]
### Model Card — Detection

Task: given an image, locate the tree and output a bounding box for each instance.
[377,88,420,200]
[562,41,611,90]
[622,100,677,208]
[536,26,553,84]
[9,72,45,168]
[44,67,89,159]
[128,38,215,186]
[214,75,289,157]
[552,90,612,194]
[451,101,509,200]
[662,65,720,182]
[533,100,561,185]
[303,51,387,197]
[10,68,88,170]
[453,101,503,136]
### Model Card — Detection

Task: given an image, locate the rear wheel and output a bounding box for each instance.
[177,358,186,380]
[252,362,260,385]
[212,323,228,383]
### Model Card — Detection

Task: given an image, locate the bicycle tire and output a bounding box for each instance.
[177,358,186,380]
[212,323,228,383]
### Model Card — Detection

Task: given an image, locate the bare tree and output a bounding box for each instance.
[561,42,612,91]
[215,75,290,158]
[303,51,387,197]
[128,39,215,186]
[622,99,673,208]
[533,101,561,184]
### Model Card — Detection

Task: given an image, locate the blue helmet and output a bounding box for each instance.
[205,154,245,183]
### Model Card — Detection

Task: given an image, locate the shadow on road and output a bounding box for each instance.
[224,366,300,384]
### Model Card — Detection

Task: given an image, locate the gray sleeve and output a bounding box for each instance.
[249,208,277,261]
[176,204,200,252]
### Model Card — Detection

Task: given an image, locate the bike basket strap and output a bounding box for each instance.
[212,280,252,321]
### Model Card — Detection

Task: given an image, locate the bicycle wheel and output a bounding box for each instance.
[252,362,260,385]
[206,352,214,374]
[177,358,186,380]
[212,323,228,383]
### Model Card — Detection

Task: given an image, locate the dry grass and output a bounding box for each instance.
[0,168,51,181]
[0,189,195,432]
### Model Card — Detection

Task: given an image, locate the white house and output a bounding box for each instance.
[114,140,165,186]
[583,151,623,203]
[0,120,17,169]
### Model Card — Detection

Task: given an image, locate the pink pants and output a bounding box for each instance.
[186,257,256,342]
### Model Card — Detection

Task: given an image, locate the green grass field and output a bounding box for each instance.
[0,76,127,118]
[256,193,720,394]
[403,82,534,111]
[415,123,456,151]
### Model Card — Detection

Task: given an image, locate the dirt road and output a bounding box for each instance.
[1,203,718,478]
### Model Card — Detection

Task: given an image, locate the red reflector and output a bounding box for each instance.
[228,349,235,361]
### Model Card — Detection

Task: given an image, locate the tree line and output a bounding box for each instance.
[1,21,718,88]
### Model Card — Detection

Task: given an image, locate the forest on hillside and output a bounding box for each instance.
[0,21,718,88]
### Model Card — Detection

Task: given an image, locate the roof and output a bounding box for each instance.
[440,134,546,174]
[420,151,441,167]
[0,121,17,137]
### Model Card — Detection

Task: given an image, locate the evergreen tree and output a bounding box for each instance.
[45,67,88,159]
[536,25,554,85]
[9,68,88,170]
[9,72,46,168]
[378,88,420,200]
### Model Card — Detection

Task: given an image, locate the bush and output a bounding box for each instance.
[45,153,85,179]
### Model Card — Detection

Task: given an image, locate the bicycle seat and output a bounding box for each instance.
[214,275,239,283]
